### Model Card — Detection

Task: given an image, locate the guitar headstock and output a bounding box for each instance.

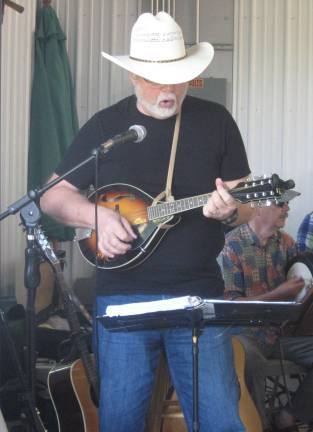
[231,174,296,205]
[34,227,60,266]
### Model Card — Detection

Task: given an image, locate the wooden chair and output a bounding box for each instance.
[145,352,185,432]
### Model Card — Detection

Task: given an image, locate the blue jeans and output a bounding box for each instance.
[95,294,244,432]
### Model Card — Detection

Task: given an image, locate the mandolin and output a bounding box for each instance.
[76,174,295,271]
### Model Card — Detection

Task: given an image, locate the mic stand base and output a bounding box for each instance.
[0,309,45,432]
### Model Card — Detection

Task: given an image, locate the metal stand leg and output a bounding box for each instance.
[192,326,201,432]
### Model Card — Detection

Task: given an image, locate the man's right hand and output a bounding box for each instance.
[40,175,136,259]
[96,206,137,258]
[274,277,305,300]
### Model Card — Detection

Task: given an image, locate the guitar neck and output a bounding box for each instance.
[74,335,99,392]
[148,193,211,220]
[56,271,99,398]
[34,228,99,399]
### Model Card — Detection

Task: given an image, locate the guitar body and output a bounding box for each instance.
[48,359,98,432]
[232,337,262,432]
[77,183,177,270]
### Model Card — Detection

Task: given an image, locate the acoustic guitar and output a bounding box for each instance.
[232,337,263,432]
[35,229,99,432]
[47,358,98,432]
[76,174,295,271]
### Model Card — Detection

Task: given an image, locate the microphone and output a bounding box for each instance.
[100,125,147,153]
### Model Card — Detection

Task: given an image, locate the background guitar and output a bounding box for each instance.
[232,337,262,432]
[76,174,296,271]
[48,358,98,432]
[35,229,99,432]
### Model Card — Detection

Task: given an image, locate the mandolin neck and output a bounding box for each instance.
[147,193,211,220]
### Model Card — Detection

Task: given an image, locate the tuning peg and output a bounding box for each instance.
[250,201,264,208]
[250,199,273,208]
[249,173,271,181]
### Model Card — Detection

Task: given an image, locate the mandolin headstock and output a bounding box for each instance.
[231,174,298,206]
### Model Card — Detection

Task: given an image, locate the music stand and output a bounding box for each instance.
[97,297,304,432]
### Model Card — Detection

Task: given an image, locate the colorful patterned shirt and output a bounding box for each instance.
[297,212,313,253]
[222,223,297,344]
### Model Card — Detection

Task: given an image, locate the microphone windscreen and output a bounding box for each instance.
[129,125,147,143]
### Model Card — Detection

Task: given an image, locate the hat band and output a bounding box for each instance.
[129,54,187,63]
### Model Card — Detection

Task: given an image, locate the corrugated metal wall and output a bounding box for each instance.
[0,0,37,301]
[233,0,313,237]
[54,0,140,124]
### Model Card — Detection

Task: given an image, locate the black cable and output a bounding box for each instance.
[94,149,100,270]
[94,149,101,401]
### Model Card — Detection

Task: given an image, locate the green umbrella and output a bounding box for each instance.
[28,5,78,241]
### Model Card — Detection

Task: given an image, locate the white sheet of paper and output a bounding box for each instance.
[105,295,203,317]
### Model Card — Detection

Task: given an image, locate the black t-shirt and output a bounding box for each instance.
[56,95,250,297]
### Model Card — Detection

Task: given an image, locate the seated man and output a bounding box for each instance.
[222,199,313,432]
[297,211,313,253]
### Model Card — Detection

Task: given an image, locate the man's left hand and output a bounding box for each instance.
[203,178,238,221]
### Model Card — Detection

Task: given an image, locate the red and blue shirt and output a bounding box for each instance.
[222,223,297,344]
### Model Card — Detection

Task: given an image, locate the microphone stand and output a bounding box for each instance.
[0,149,103,431]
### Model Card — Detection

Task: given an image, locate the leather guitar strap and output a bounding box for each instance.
[152,110,181,208]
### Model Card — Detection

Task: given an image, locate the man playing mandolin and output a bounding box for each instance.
[41,11,253,432]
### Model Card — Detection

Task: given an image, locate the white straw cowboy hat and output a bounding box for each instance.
[101,11,214,85]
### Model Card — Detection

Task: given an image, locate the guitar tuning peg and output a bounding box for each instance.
[253,201,261,208]
[251,199,273,208]
[250,173,271,182]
